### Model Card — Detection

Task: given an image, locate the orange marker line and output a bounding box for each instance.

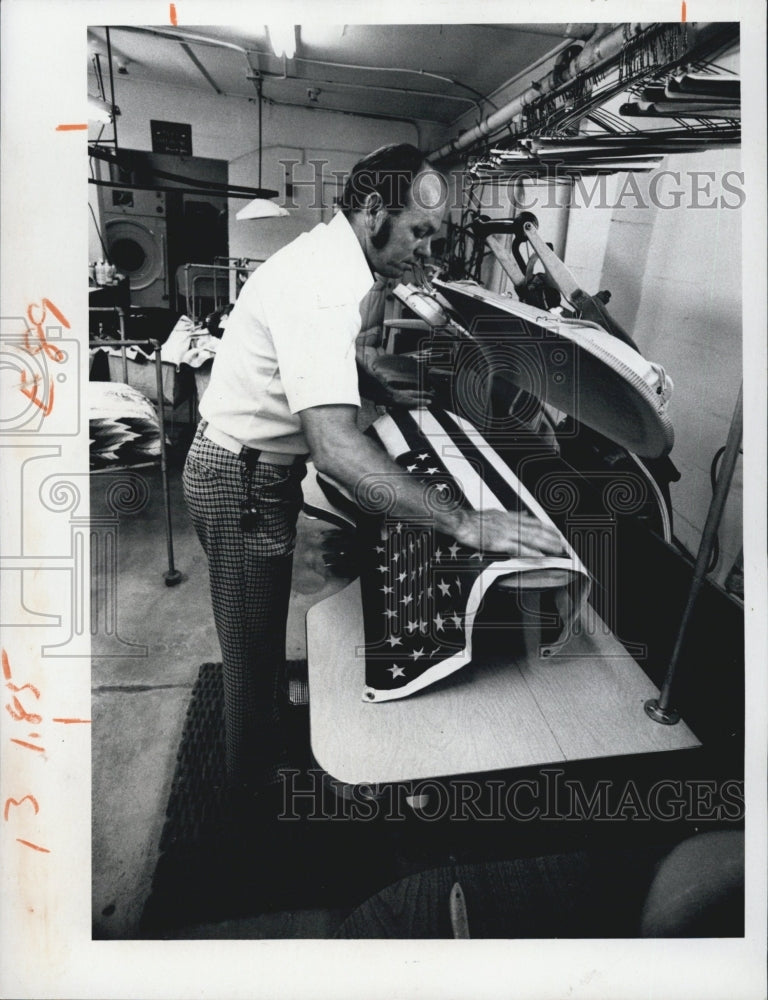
[4,795,40,820]
[55,124,88,131]
[17,839,51,854]
[10,739,45,752]
[7,681,41,699]
[2,650,11,681]
[52,718,91,724]
[170,3,178,26]
[681,1,686,22]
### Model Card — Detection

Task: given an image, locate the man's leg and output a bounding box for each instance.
[183,426,301,791]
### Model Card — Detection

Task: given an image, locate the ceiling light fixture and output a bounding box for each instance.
[267,24,296,60]
[236,74,289,221]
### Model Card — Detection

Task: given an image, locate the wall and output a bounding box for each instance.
[88,72,443,263]
[565,151,743,586]
[226,94,429,262]
[88,75,263,262]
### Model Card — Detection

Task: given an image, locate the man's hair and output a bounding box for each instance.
[339,144,435,217]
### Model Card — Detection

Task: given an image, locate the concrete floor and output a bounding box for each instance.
[91,445,349,939]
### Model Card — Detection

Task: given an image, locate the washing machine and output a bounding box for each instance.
[100,188,171,309]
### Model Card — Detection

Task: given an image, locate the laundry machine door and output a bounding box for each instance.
[104,216,169,308]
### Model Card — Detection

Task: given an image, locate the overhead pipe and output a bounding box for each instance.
[263,92,423,144]
[249,71,478,108]
[428,23,648,161]
[180,42,224,94]
[108,25,489,113]
[490,23,597,38]
[428,22,715,162]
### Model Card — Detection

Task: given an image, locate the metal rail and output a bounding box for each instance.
[89,337,182,586]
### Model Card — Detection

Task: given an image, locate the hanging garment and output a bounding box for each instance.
[324,406,591,703]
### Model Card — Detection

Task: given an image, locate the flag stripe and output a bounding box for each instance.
[372,409,471,509]
[428,408,533,516]
[389,406,436,457]
[371,410,411,459]
[449,411,563,531]
[413,408,499,512]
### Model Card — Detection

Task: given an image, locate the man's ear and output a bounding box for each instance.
[363,192,387,236]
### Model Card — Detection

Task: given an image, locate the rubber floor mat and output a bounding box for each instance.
[139,663,400,936]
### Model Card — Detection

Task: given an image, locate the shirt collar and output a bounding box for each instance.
[326,211,375,304]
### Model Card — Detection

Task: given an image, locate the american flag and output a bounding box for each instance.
[355,408,589,702]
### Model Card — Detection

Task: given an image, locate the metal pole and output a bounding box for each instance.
[117,306,128,383]
[151,341,182,587]
[105,27,119,152]
[645,383,743,724]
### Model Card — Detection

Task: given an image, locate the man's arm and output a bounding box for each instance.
[299,404,566,558]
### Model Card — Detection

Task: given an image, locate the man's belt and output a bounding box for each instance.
[202,422,306,466]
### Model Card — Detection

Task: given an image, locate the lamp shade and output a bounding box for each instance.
[235,198,289,220]
[88,95,119,123]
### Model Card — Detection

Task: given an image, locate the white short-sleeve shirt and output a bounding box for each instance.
[199,212,374,453]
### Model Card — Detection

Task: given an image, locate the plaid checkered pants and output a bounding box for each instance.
[182,423,305,789]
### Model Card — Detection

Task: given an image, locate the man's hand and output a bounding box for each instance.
[299,405,568,561]
[452,508,566,559]
[382,385,435,408]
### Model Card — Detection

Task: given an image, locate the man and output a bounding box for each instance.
[183,144,564,808]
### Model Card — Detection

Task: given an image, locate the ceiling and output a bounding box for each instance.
[87,23,579,127]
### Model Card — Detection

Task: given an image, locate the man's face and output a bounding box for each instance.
[366,170,447,280]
